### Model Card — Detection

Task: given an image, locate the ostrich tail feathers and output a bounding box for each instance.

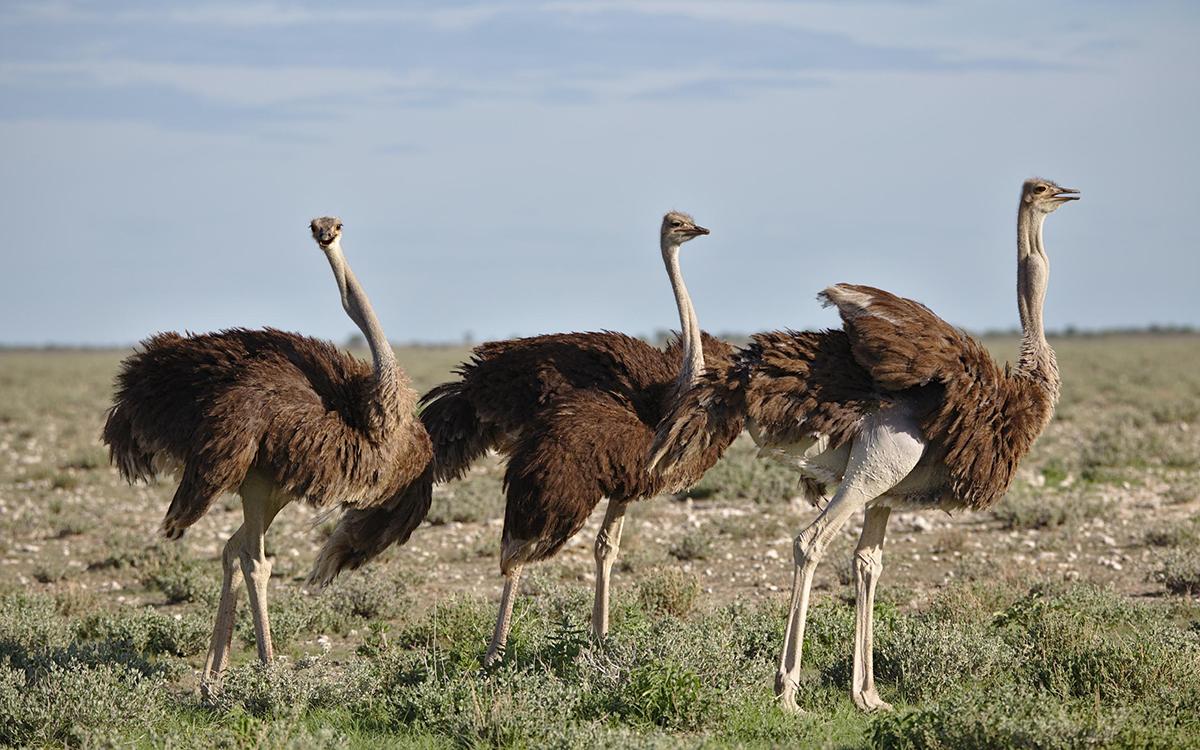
[308,377,493,585]
[648,368,744,490]
[307,467,434,586]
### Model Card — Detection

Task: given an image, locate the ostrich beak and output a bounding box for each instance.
[1053,188,1080,202]
[688,225,710,237]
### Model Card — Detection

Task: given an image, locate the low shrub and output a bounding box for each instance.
[0,661,168,747]
[203,659,344,719]
[76,607,209,658]
[143,556,215,605]
[1151,548,1200,595]
[870,686,1194,750]
[991,486,1107,530]
[668,530,714,561]
[875,618,1015,702]
[636,568,700,619]
[609,658,715,730]
[323,566,412,624]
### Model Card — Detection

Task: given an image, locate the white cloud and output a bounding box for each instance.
[2,1,522,30]
[0,60,452,107]
[542,0,1146,66]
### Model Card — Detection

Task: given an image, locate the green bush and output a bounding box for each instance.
[668,529,714,561]
[636,568,700,619]
[237,589,337,651]
[76,607,209,658]
[997,584,1200,705]
[1143,517,1200,547]
[0,593,74,657]
[0,661,168,747]
[143,556,215,604]
[394,596,495,669]
[204,659,344,719]
[991,486,1107,530]
[1152,548,1200,595]
[875,618,1015,702]
[870,686,1193,750]
[323,565,412,624]
[609,658,714,730]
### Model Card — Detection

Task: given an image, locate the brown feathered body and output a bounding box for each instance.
[102,327,432,539]
[653,284,1059,512]
[312,330,742,582]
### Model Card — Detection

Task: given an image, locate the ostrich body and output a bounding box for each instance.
[650,179,1078,711]
[102,217,431,688]
[310,212,741,664]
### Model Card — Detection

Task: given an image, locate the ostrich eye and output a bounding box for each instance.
[335,223,343,231]
[671,220,681,227]
[1033,185,1046,194]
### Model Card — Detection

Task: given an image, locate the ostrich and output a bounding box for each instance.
[102,217,431,689]
[650,178,1079,712]
[309,211,742,664]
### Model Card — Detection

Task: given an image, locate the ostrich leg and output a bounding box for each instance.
[852,505,892,712]
[238,473,289,664]
[592,498,629,639]
[202,526,245,691]
[485,564,524,666]
[775,412,923,713]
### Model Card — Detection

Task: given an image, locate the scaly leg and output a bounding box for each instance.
[238,473,288,664]
[774,411,924,713]
[852,504,892,712]
[201,525,245,693]
[484,564,523,666]
[775,492,869,713]
[592,498,629,639]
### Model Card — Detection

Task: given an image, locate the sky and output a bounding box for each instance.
[1,0,1197,346]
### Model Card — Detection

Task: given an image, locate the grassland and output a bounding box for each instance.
[1,334,1199,748]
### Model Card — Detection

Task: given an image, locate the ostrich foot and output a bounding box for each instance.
[774,674,806,715]
[482,646,505,668]
[199,671,227,702]
[852,688,893,713]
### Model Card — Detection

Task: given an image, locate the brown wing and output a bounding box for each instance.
[821,283,1053,509]
[502,390,663,567]
[819,283,971,392]
[743,329,880,449]
[453,331,676,437]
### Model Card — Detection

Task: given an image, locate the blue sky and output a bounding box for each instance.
[1,1,1197,345]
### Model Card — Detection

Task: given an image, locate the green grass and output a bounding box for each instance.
[1,335,1199,746]
[0,578,1197,748]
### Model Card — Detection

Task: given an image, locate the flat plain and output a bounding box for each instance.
[1,334,1198,748]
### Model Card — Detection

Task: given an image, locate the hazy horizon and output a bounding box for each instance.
[2,1,1197,347]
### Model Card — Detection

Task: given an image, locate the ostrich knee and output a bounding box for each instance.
[854,546,883,584]
[595,527,621,565]
[592,520,625,640]
[792,526,823,568]
[240,550,272,586]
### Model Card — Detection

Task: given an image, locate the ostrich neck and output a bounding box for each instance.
[326,245,398,386]
[662,240,704,392]
[1015,209,1059,393]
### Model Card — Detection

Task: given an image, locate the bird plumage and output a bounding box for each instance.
[821,282,1058,509]
[101,217,432,689]
[103,327,431,539]
[310,329,741,583]
[652,284,1059,512]
[651,178,1077,714]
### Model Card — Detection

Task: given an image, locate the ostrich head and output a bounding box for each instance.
[661,211,710,247]
[310,216,344,250]
[1022,179,1079,215]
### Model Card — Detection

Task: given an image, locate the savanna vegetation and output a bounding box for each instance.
[0,334,1198,748]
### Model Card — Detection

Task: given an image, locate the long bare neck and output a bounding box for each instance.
[1015,208,1059,393]
[662,239,704,392]
[325,242,397,384]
